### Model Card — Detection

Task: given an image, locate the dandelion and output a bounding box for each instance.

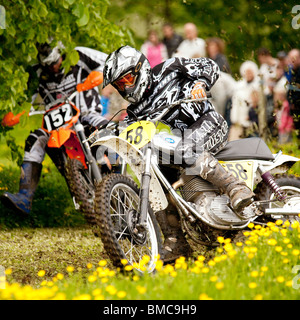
[86,263,93,269]
[197,255,206,262]
[275,220,283,226]
[66,266,74,273]
[275,246,283,252]
[199,293,213,300]
[37,270,46,277]
[88,275,97,283]
[261,266,268,272]
[215,282,224,290]
[276,276,285,283]
[210,275,218,282]
[106,285,117,295]
[250,271,259,278]
[248,222,255,229]
[124,265,133,271]
[98,260,107,267]
[136,285,147,294]
[117,291,127,298]
[292,249,300,256]
[267,238,277,246]
[283,258,290,264]
[285,280,293,287]
[236,242,243,247]
[5,269,12,276]
[121,259,128,265]
[92,288,102,296]
[291,221,299,229]
[248,282,257,289]
[56,273,64,280]
[254,294,263,300]
[73,294,91,300]
[202,267,210,274]
[217,236,224,243]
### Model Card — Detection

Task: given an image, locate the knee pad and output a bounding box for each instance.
[24,129,49,163]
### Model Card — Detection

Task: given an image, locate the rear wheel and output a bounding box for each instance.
[65,158,96,226]
[94,174,162,273]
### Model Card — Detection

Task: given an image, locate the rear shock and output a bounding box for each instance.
[258,167,287,202]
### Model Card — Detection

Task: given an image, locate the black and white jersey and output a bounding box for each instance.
[30,47,107,119]
[126,57,220,131]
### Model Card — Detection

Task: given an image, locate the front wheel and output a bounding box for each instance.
[94,174,162,273]
[255,174,300,223]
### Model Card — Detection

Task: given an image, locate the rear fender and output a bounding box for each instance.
[259,153,300,175]
[92,136,168,212]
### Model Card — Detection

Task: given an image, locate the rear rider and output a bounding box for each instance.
[102,45,254,261]
[1,42,108,215]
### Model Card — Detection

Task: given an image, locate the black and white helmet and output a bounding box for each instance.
[103,45,152,104]
[37,41,64,66]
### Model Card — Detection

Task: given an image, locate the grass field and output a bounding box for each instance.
[0,118,299,300]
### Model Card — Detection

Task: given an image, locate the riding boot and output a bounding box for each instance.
[156,204,192,263]
[189,151,254,213]
[1,161,42,215]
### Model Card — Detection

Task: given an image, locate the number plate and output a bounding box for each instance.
[43,103,74,132]
[219,160,254,190]
[120,121,156,149]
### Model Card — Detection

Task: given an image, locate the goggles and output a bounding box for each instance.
[113,71,137,91]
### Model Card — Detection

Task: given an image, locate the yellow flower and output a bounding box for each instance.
[136,285,147,294]
[88,275,97,283]
[215,282,224,290]
[248,222,255,229]
[124,265,133,271]
[117,291,127,298]
[37,270,46,277]
[202,267,210,273]
[86,263,93,269]
[283,220,290,228]
[267,238,277,246]
[276,276,285,283]
[250,271,259,278]
[254,294,263,300]
[92,288,102,296]
[275,220,283,225]
[285,280,293,287]
[106,285,117,295]
[261,266,268,272]
[283,258,290,264]
[73,294,91,300]
[292,249,300,256]
[98,260,107,267]
[291,221,299,229]
[66,266,74,272]
[121,259,128,265]
[236,242,243,247]
[275,246,283,252]
[210,275,218,282]
[199,293,213,300]
[217,236,224,243]
[56,273,64,280]
[197,255,206,262]
[248,282,257,289]
[5,268,12,275]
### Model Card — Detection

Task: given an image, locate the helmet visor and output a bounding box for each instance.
[113,71,137,91]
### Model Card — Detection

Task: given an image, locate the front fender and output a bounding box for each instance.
[92,136,168,212]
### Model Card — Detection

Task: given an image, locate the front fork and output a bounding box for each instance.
[135,146,152,233]
[75,123,102,183]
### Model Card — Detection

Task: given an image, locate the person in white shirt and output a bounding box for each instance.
[173,22,206,58]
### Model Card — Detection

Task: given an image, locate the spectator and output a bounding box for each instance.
[162,23,183,58]
[287,48,300,139]
[229,61,260,140]
[277,51,292,82]
[274,81,294,144]
[257,47,279,95]
[210,71,236,119]
[206,37,231,74]
[141,30,168,68]
[173,22,206,58]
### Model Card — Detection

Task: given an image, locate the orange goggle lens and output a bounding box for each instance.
[113,72,137,91]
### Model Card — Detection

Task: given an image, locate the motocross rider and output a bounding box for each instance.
[1,42,108,215]
[102,45,255,262]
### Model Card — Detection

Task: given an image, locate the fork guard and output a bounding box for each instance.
[92,136,168,212]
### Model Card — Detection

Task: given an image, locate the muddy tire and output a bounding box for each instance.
[65,158,96,226]
[94,173,162,273]
[255,174,300,223]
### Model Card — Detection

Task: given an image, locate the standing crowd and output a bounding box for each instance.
[102,22,299,144]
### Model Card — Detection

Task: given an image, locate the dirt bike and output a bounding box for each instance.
[5,71,111,225]
[90,96,300,273]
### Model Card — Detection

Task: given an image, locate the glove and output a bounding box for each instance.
[191,82,207,100]
[1,110,26,127]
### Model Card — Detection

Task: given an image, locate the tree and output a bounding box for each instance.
[0,0,133,132]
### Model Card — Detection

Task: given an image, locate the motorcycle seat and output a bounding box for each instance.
[215,137,275,161]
